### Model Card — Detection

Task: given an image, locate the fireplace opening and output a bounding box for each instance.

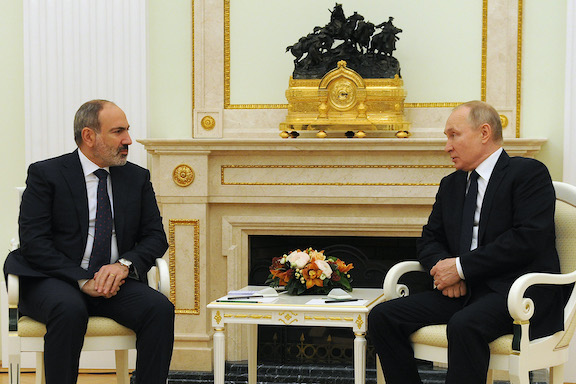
[249,235,431,367]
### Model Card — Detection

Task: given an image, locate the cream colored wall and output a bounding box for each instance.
[522,1,566,181]
[148,0,193,139]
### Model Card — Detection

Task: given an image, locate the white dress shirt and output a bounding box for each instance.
[78,149,120,286]
[456,147,503,279]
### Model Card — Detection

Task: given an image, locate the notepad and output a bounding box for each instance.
[306,299,368,306]
[227,287,280,298]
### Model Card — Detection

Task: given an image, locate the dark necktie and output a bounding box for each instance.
[88,169,112,274]
[459,170,479,255]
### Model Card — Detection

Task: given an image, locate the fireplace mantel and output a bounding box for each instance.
[141,137,545,154]
[139,137,545,370]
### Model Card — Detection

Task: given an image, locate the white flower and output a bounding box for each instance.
[315,260,332,278]
[286,251,310,269]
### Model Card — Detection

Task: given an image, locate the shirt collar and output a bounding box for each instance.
[78,148,110,177]
[473,147,503,182]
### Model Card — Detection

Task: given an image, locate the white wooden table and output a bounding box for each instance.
[207,286,385,384]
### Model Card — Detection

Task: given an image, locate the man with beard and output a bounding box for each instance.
[4,100,174,384]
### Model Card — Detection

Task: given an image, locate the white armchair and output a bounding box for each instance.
[378,181,576,384]
[1,257,170,384]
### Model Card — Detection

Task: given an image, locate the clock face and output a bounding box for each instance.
[328,78,357,111]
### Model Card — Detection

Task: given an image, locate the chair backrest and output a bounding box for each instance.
[553,181,576,274]
[552,181,576,349]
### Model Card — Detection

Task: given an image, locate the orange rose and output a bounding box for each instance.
[308,249,326,262]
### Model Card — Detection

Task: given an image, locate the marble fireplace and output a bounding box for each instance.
[139,137,544,371]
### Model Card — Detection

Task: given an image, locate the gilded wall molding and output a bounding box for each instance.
[223,0,491,112]
[516,0,523,138]
[192,0,195,111]
[168,219,201,315]
[173,164,196,187]
[221,164,452,186]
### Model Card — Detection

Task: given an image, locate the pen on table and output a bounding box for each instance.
[216,299,259,303]
[226,295,264,300]
[324,298,360,303]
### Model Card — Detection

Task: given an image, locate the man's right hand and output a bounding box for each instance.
[441,280,467,298]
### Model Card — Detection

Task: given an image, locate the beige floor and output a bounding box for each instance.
[0,371,119,384]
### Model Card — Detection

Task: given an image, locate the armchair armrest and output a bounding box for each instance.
[146,258,170,299]
[6,274,20,333]
[7,274,19,307]
[508,270,576,322]
[383,261,426,300]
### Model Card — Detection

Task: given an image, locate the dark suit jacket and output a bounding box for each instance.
[4,149,168,284]
[417,150,563,338]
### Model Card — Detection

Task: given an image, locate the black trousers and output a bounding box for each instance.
[368,288,513,384]
[19,277,175,384]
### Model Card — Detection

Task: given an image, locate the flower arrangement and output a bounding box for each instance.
[266,248,354,295]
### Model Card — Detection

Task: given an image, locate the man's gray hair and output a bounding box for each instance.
[73,99,115,145]
[456,100,503,144]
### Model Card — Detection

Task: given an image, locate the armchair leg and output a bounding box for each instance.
[8,354,20,384]
[376,355,385,384]
[550,365,565,384]
[508,370,529,384]
[35,352,45,384]
[115,350,130,384]
[485,369,493,384]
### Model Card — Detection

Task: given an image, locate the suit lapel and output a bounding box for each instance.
[61,150,90,247]
[478,150,510,242]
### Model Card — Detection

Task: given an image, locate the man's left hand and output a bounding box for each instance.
[93,263,129,297]
[430,258,461,291]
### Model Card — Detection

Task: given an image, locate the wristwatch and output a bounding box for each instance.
[117,258,133,270]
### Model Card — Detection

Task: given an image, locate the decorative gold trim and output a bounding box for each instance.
[169,219,201,315]
[221,164,451,186]
[500,114,509,128]
[192,0,195,112]
[278,311,299,325]
[227,103,288,110]
[173,164,195,187]
[516,0,523,138]
[355,315,364,329]
[223,0,489,110]
[214,311,222,324]
[224,0,231,109]
[200,115,216,130]
[404,102,462,109]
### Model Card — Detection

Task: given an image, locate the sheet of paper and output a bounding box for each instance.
[306,299,368,306]
[218,296,279,304]
[227,290,259,296]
